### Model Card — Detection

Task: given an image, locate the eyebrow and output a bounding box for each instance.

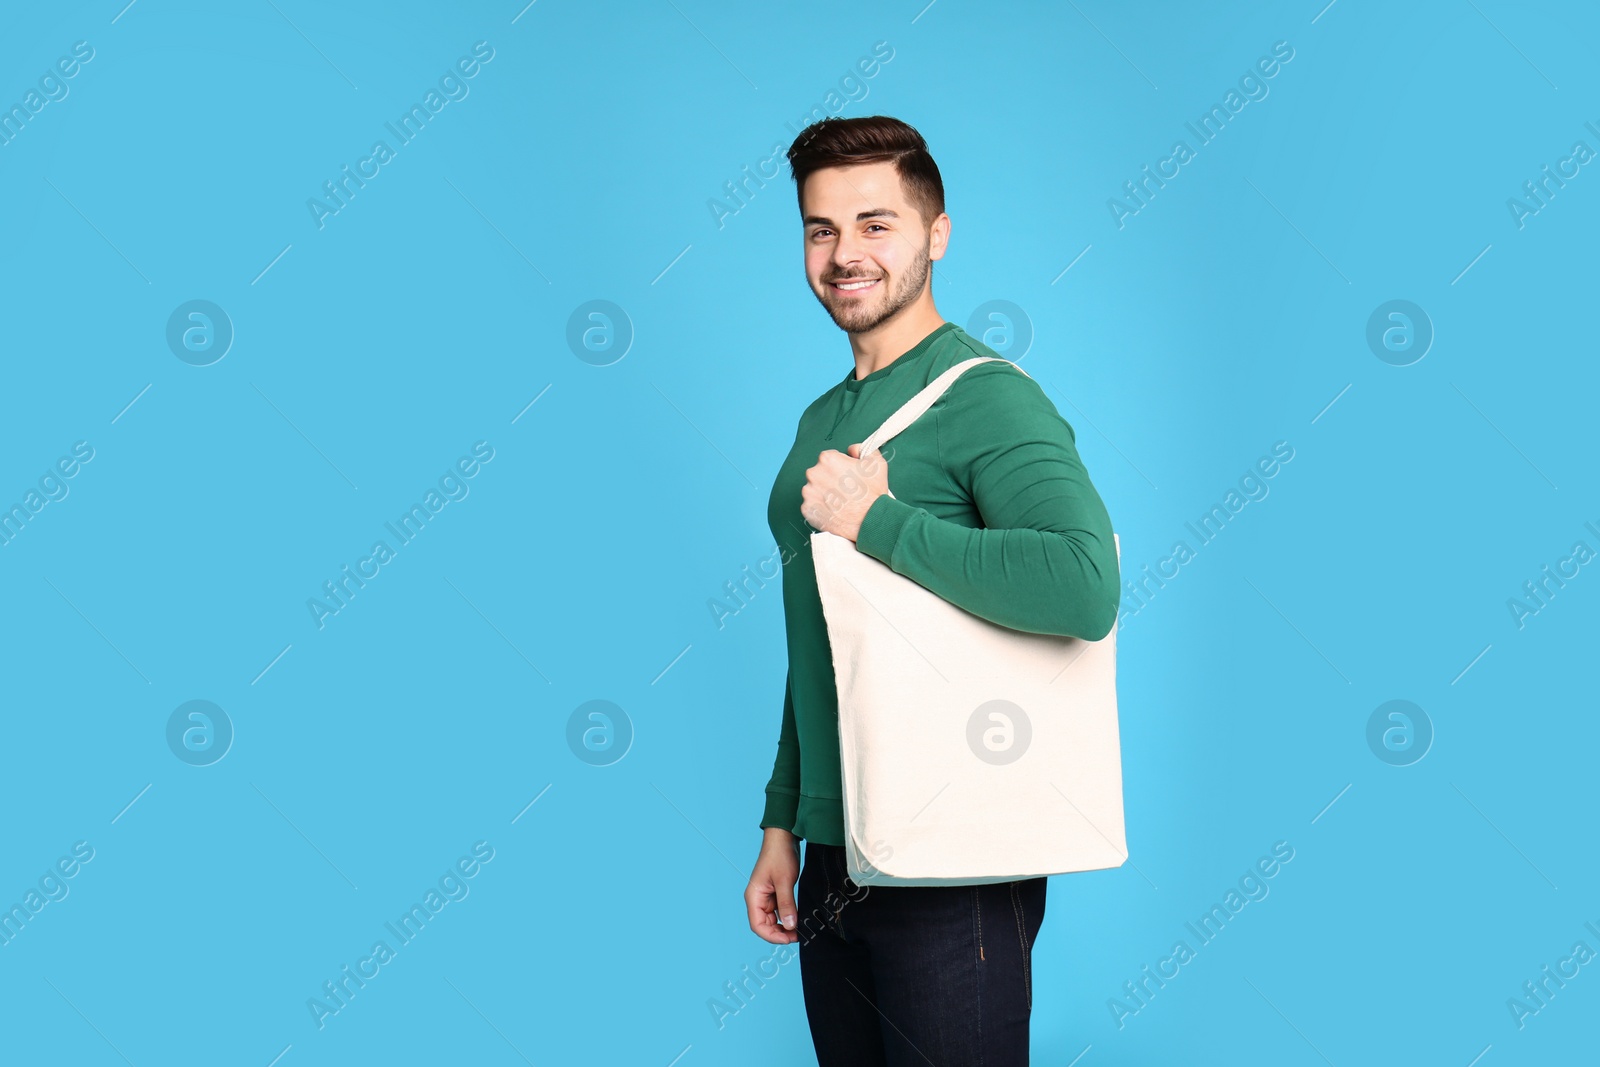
[802,208,900,227]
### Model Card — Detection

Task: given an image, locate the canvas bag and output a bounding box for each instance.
[811,355,1125,887]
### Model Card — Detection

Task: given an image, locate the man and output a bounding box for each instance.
[743,114,1120,1065]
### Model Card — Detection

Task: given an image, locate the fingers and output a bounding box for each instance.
[746,875,799,944]
[775,879,798,938]
[745,884,775,941]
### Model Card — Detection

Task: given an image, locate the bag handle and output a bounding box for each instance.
[847,355,1115,573]
[858,355,1029,466]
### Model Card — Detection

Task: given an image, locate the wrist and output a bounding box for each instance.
[856,493,914,563]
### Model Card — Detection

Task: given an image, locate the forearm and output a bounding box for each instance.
[759,669,800,830]
[856,493,1119,639]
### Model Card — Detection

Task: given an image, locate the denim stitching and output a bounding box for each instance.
[831,848,853,938]
[973,885,985,1058]
[1010,881,1032,1012]
[974,885,984,961]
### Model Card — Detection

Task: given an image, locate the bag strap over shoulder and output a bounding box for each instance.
[858,355,1029,462]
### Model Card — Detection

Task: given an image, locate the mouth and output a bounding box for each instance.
[828,277,881,295]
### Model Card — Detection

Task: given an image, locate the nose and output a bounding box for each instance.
[830,230,867,274]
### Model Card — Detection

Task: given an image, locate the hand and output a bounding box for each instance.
[746,828,801,944]
[801,442,890,542]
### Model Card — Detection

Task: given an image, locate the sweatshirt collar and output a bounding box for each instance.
[842,322,957,392]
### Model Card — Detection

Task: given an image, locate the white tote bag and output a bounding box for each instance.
[812,356,1125,887]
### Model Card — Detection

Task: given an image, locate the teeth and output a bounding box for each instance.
[835,279,877,290]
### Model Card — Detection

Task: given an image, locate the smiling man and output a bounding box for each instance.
[742,115,1120,1065]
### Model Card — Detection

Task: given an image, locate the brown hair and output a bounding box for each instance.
[787,116,945,230]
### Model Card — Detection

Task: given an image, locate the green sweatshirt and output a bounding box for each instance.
[760,321,1121,846]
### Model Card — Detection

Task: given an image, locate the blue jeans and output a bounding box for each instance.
[796,841,1047,1066]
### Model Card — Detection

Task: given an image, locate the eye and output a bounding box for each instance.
[866,224,888,232]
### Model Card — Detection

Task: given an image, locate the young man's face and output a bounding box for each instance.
[800,160,946,335]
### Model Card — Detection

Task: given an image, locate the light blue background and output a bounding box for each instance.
[1,1,1595,1063]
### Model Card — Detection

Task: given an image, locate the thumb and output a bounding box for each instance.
[846,442,862,458]
[776,877,798,932]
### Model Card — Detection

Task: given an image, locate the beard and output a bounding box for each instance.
[812,239,931,335]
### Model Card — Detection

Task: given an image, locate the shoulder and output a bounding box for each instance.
[801,380,843,418]
[936,330,1051,408]
[932,330,1075,442]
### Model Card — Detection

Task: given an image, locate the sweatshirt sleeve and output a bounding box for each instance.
[853,360,1120,639]
[759,668,800,831]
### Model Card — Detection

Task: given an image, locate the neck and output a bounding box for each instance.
[849,298,947,380]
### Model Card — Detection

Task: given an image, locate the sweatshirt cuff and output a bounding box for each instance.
[761,789,799,831]
[855,493,916,565]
